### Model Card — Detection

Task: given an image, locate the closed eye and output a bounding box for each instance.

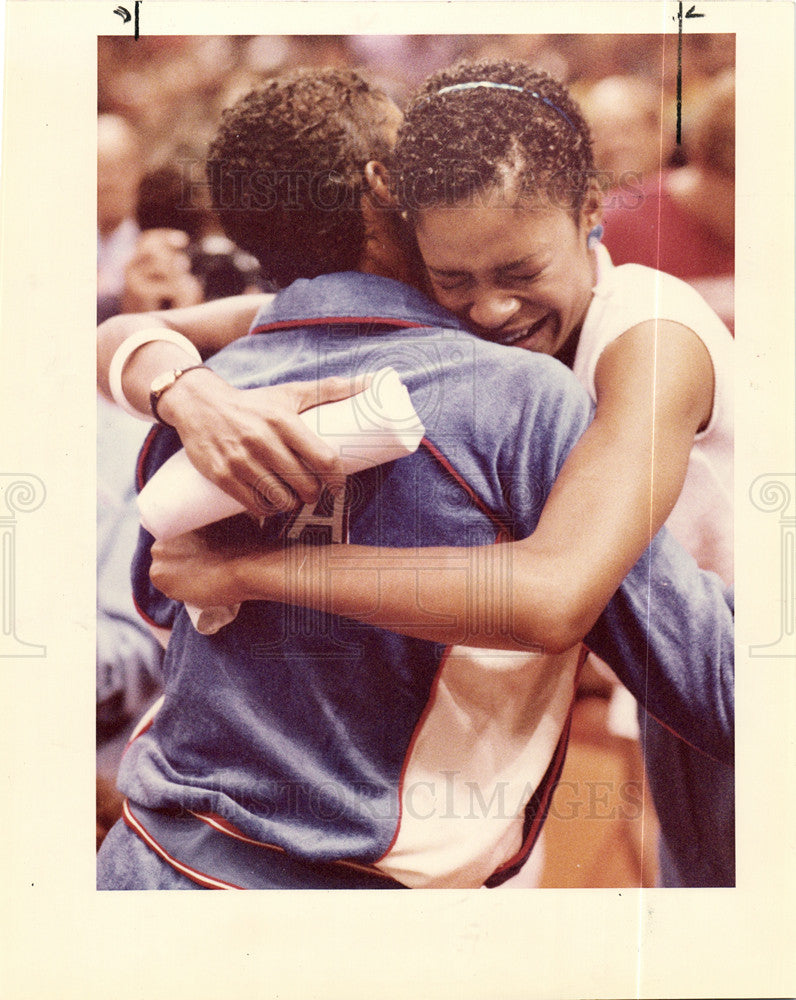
[430,274,472,292]
[503,270,542,284]
[430,268,543,293]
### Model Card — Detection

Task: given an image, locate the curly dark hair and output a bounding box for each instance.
[206,68,397,287]
[392,59,595,218]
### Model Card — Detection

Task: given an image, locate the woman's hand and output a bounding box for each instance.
[149,531,261,608]
[98,287,371,515]
[156,368,372,515]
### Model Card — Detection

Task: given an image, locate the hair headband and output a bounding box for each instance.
[434,80,577,131]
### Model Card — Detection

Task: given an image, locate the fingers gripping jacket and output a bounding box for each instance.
[137,368,425,633]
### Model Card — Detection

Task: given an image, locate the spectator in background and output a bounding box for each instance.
[97,34,734,170]
[345,35,470,103]
[98,228,205,324]
[98,162,266,323]
[98,160,209,323]
[580,75,675,209]
[600,71,735,331]
[97,114,143,298]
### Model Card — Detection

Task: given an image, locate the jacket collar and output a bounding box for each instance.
[250,271,463,335]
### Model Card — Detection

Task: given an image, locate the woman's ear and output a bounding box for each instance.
[580,176,604,234]
[364,160,398,208]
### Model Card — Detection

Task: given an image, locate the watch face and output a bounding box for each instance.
[150,370,177,396]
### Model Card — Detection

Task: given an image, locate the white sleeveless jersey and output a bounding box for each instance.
[574,244,734,584]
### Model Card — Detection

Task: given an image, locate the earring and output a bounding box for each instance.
[587,224,604,249]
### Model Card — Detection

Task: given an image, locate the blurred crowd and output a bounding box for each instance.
[98,32,735,152]
[96,33,736,877]
[98,33,736,324]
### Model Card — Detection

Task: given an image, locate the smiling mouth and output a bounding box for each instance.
[497,315,550,347]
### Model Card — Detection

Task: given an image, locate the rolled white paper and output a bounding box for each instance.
[300,365,426,475]
[138,449,242,541]
[137,367,424,541]
[137,367,424,633]
[185,602,241,635]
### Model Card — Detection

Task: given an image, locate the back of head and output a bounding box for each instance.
[392,59,594,217]
[206,67,398,287]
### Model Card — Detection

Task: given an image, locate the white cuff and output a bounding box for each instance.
[108,328,202,421]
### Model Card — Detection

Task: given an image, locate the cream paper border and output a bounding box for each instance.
[1,2,794,998]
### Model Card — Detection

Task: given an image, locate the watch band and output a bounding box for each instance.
[108,327,202,421]
[149,365,208,426]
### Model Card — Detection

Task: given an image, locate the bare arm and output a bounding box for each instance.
[151,321,716,652]
[97,295,366,510]
[97,293,267,402]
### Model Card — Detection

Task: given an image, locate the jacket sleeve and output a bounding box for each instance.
[584,527,734,764]
[130,424,184,632]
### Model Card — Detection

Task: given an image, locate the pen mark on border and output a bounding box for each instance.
[674,1,705,144]
[113,1,142,40]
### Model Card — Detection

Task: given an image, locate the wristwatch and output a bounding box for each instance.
[149,364,207,426]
